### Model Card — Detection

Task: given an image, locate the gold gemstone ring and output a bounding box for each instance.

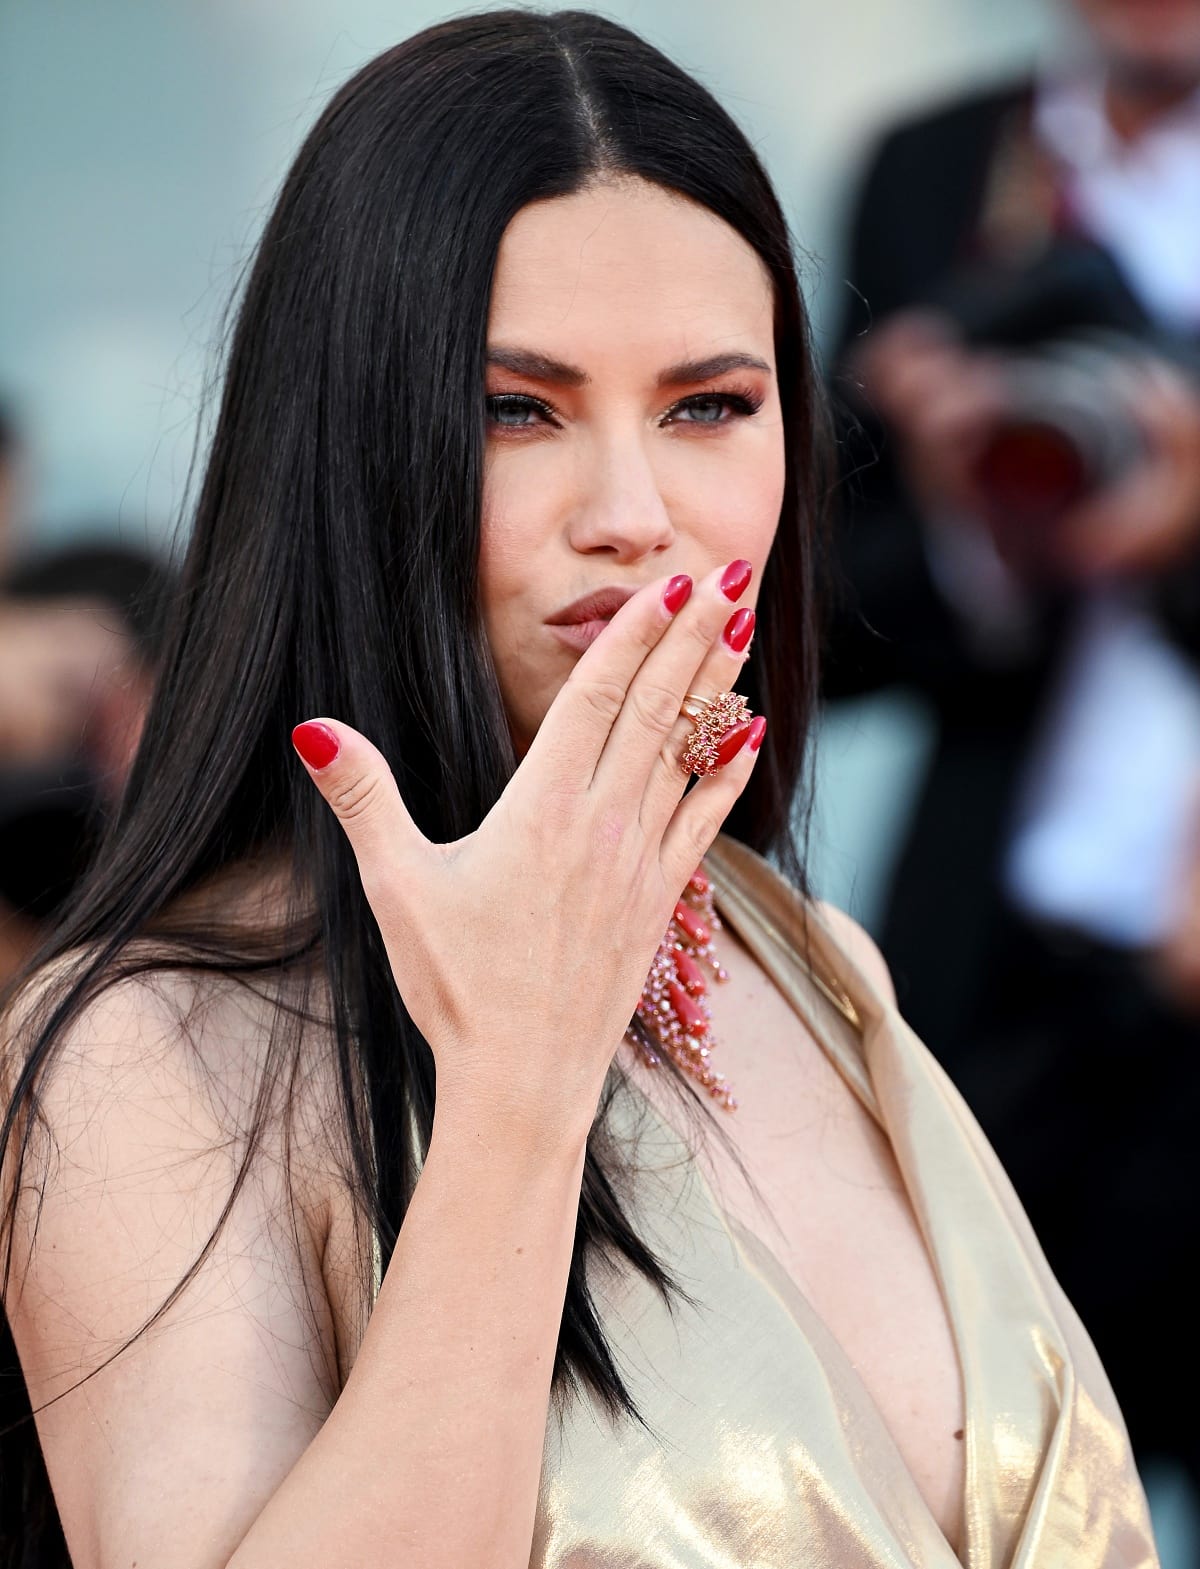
[679,690,753,776]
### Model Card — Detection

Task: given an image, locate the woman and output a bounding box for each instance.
[0,11,1156,1567]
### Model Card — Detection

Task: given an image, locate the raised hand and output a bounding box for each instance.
[292,560,764,1137]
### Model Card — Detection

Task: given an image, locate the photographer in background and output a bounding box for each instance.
[827,0,1200,1502]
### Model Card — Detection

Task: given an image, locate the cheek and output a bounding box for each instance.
[663,421,786,569]
[478,447,550,637]
[478,448,568,744]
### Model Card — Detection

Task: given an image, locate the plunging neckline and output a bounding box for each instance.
[368,835,1154,1567]
[626,853,972,1565]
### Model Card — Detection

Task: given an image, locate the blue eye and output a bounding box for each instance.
[678,398,726,423]
[486,388,765,431]
[486,394,554,428]
[664,391,763,426]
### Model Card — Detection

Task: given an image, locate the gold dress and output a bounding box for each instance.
[530,837,1159,1569]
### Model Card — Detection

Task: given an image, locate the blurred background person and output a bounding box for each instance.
[0,541,170,984]
[8,0,1197,1553]
[825,0,1200,1524]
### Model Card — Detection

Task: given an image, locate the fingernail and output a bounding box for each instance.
[748,715,767,751]
[715,720,753,769]
[719,559,752,601]
[663,574,693,614]
[723,608,755,653]
[292,720,340,770]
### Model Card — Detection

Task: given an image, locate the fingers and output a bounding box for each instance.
[589,559,753,815]
[521,572,694,789]
[659,715,767,889]
[1052,364,1200,578]
[291,718,427,906]
[636,603,756,834]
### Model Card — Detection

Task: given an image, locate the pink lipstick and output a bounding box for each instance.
[545,585,638,654]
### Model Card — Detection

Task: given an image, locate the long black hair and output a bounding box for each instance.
[0,10,830,1561]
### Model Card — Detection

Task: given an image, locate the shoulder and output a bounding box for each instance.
[812,901,897,1008]
[850,76,1030,232]
[707,838,896,1009]
[840,75,1031,327]
[1,955,362,1557]
[6,951,267,1123]
[867,76,1030,167]
[2,948,345,1257]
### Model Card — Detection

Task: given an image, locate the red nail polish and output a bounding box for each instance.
[292,720,340,770]
[714,720,753,769]
[723,608,755,653]
[663,574,693,614]
[748,715,768,751]
[719,559,752,601]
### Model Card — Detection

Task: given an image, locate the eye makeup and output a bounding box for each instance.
[484,384,766,433]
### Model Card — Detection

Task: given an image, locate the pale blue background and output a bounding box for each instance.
[2,4,1197,1558]
[1,0,1048,543]
[0,0,1052,926]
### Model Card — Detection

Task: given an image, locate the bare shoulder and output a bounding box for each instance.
[5,952,333,1187]
[813,901,897,1007]
[2,949,349,1313]
[1,951,363,1566]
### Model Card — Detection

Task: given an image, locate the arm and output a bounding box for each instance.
[235,1090,590,1566]
[5,561,765,1569]
[5,977,590,1569]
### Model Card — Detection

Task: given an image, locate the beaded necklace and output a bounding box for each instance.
[625,865,736,1110]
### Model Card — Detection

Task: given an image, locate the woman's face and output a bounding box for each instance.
[480,178,785,752]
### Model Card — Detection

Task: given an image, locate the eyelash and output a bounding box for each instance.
[485,386,765,432]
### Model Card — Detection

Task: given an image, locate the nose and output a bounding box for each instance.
[565,432,675,563]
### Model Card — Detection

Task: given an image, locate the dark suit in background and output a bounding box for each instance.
[825,76,1200,1487]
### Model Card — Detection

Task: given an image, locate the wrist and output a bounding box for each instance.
[432,1068,597,1170]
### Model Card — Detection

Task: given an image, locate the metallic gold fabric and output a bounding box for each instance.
[530,837,1158,1568]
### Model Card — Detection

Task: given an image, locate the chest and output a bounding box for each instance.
[634,927,966,1553]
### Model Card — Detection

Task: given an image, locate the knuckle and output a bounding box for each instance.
[687,611,722,656]
[572,673,627,727]
[635,611,670,656]
[328,770,388,826]
[630,679,682,736]
[681,781,739,856]
[686,808,724,857]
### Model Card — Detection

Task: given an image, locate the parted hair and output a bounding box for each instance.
[0,11,830,1563]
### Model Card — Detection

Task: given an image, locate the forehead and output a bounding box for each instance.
[488,179,776,369]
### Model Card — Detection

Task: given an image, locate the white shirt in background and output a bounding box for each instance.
[1002,70,1200,947]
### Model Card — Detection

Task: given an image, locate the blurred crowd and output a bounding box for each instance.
[0,408,170,986]
[1,0,1198,1551]
[825,0,1200,1542]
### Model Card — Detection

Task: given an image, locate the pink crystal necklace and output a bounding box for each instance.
[625,864,736,1111]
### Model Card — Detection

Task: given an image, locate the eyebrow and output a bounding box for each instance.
[485,346,771,388]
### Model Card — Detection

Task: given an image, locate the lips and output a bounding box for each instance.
[545,585,639,654]
[545,586,638,626]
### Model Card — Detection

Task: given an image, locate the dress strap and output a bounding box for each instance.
[704,835,880,1125]
[807,964,861,1031]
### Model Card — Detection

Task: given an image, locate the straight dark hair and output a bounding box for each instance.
[0,10,831,1561]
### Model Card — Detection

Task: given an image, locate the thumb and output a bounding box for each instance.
[292,717,426,888]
